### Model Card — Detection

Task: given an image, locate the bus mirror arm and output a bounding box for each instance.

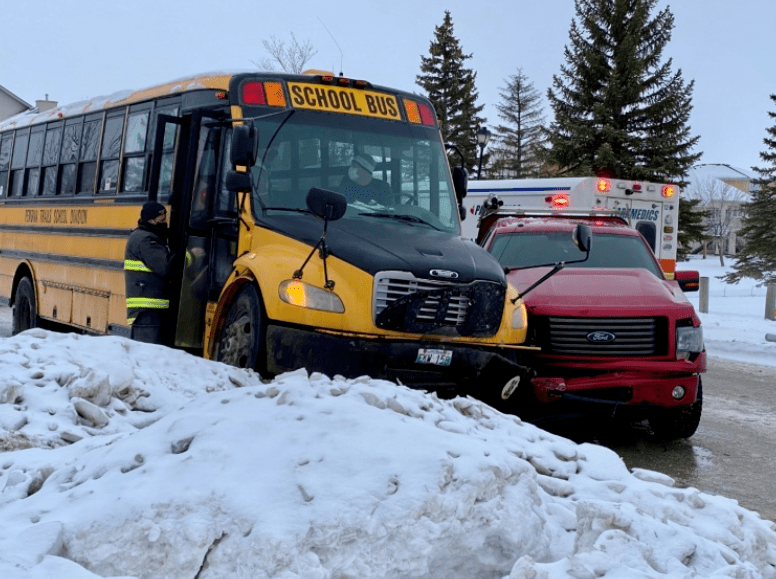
[293,188,348,290]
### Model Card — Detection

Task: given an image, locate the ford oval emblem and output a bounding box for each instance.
[587,331,616,343]
[430,269,459,279]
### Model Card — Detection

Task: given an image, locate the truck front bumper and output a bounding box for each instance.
[532,371,700,408]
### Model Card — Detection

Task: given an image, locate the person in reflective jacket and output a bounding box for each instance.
[124,202,174,344]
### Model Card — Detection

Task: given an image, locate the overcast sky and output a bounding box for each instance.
[2,0,773,173]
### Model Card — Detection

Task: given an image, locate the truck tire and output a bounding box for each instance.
[215,284,265,373]
[12,277,38,335]
[648,378,703,439]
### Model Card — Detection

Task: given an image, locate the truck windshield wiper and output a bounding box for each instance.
[358,212,440,230]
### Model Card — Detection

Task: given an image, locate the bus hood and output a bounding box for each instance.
[268,215,506,284]
[510,267,695,316]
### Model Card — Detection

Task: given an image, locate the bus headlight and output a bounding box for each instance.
[676,325,703,359]
[279,280,345,313]
[512,301,527,330]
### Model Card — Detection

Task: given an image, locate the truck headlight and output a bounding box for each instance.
[676,325,703,359]
[279,280,345,313]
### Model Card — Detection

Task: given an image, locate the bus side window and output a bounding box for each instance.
[9,129,29,197]
[78,117,102,194]
[59,118,82,196]
[635,222,657,252]
[98,112,124,194]
[0,133,12,197]
[121,108,150,193]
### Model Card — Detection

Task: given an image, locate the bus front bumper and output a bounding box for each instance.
[266,325,530,396]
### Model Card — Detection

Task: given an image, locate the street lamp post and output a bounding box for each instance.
[476,127,492,179]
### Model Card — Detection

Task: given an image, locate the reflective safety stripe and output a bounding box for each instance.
[126,297,170,309]
[124,259,153,272]
[127,317,136,325]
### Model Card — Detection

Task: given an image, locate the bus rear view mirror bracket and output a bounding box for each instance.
[293,188,347,290]
[509,224,593,302]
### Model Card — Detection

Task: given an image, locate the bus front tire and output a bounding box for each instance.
[216,284,265,373]
[13,277,38,335]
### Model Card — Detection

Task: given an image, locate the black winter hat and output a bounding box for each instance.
[140,202,166,222]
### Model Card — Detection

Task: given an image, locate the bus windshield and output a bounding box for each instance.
[247,111,460,233]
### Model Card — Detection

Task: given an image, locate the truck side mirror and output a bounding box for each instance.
[231,124,259,167]
[572,224,593,254]
[675,270,700,292]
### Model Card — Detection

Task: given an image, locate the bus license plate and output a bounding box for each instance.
[415,348,452,366]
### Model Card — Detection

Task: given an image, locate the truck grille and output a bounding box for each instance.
[535,316,667,356]
[373,271,504,337]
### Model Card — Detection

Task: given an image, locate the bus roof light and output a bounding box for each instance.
[337,77,351,86]
[404,99,421,124]
[662,185,676,198]
[418,103,436,126]
[354,80,369,88]
[242,81,267,106]
[264,82,286,107]
[632,183,643,192]
[597,178,611,193]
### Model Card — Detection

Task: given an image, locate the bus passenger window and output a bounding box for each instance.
[10,130,29,197]
[42,123,62,196]
[98,114,124,193]
[122,110,149,193]
[25,127,44,196]
[58,120,82,196]
[0,134,12,197]
[78,118,101,194]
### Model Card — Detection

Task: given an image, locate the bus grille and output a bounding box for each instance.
[373,271,504,337]
[535,316,667,356]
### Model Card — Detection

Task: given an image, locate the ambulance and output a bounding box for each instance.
[463,176,680,278]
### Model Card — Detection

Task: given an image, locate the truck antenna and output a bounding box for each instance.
[318,16,344,76]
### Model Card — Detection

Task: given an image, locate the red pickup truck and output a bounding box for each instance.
[479,213,705,439]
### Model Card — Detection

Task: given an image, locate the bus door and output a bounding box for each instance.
[151,111,236,349]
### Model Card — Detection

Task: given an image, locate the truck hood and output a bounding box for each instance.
[265,213,506,284]
[510,267,695,316]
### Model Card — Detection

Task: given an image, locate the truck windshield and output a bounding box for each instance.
[489,232,664,278]
[247,111,460,234]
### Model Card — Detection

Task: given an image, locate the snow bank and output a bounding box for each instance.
[1,330,775,578]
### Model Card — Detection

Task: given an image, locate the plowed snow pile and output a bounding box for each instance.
[1,330,775,578]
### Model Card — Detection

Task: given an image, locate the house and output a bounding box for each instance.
[0,84,32,121]
[685,164,756,256]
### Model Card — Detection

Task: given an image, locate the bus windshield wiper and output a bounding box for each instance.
[263,207,312,214]
[358,212,440,230]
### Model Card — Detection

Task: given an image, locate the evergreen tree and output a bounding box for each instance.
[416,11,486,174]
[724,94,776,284]
[677,197,709,260]
[545,0,700,183]
[491,68,547,178]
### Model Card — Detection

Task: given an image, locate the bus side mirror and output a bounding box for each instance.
[452,165,468,202]
[225,170,252,193]
[572,224,593,254]
[231,124,259,167]
[306,188,347,221]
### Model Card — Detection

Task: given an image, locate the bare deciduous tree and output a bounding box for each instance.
[686,176,749,266]
[255,33,318,74]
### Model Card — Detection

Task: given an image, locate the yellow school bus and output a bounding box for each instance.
[0,71,533,399]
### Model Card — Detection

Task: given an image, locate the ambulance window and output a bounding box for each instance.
[635,222,656,252]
